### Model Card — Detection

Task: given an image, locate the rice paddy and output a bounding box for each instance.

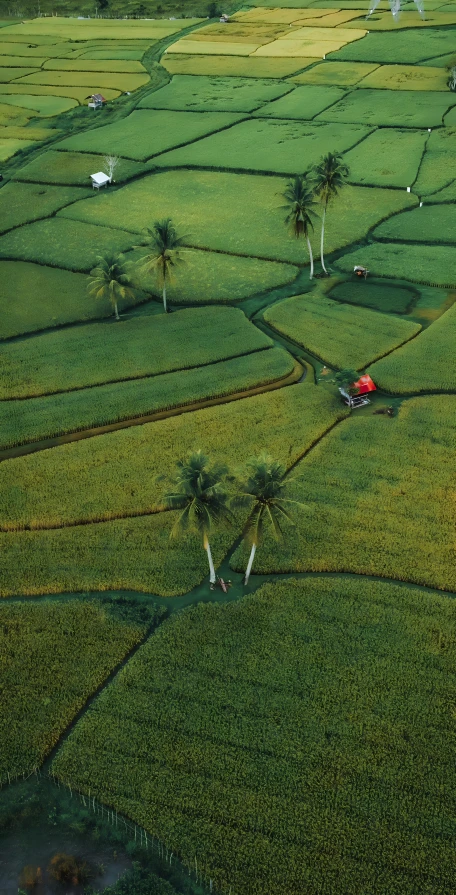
[1,9,455,895]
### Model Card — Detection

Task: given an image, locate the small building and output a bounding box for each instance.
[354,265,369,279]
[219,13,230,22]
[90,171,111,190]
[339,374,376,409]
[88,93,106,109]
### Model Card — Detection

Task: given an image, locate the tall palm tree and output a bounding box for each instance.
[162,451,231,584]
[136,218,185,312]
[312,152,349,275]
[282,175,318,279]
[88,253,137,321]
[231,454,305,585]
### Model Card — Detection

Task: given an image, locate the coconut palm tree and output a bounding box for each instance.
[88,253,137,321]
[231,454,305,585]
[136,218,185,312]
[282,175,318,279]
[312,152,349,275]
[162,451,231,585]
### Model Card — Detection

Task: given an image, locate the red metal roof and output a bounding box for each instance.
[353,374,376,394]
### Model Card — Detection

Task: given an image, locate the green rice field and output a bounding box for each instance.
[264,291,421,368]
[1,8,455,895]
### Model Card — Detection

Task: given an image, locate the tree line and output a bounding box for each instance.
[87,151,350,318]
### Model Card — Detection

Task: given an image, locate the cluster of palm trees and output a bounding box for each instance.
[88,218,184,318]
[88,151,349,319]
[161,450,304,586]
[283,151,349,279]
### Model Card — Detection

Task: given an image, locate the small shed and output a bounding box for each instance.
[219,13,230,22]
[354,265,369,279]
[88,93,106,109]
[339,374,376,409]
[90,171,111,190]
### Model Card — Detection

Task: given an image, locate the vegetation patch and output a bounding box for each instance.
[165,40,262,57]
[0,92,78,115]
[0,348,295,450]
[1,307,273,398]
[369,301,456,393]
[265,291,420,368]
[0,599,149,780]
[18,70,150,92]
[330,28,456,63]
[0,383,346,532]
[2,18,202,41]
[160,54,312,78]
[0,512,235,598]
[329,279,418,313]
[0,182,92,235]
[55,109,247,162]
[153,118,372,174]
[0,83,121,101]
[289,60,378,85]
[317,87,456,127]
[0,217,136,272]
[138,74,290,113]
[52,577,456,895]
[0,261,133,339]
[231,396,456,592]
[62,172,416,264]
[336,242,456,286]
[254,84,346,119]
[15,149,148,185]
[374,203,456,243]
[42,58,147,73]
[0,136,37,160]
[413,127,456,195]
[344,128,427,188]
[358,63,449,90]
[0,66,38,81]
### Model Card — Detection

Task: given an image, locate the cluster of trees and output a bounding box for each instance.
[283,151,349,279]
[160,450,304,586]
[88,151,349,319]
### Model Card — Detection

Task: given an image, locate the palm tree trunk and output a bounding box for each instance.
[320,205,328,275]
[203,534,216,584]
[306,236,314,279]
[244,544,256,585]
[162,283,167,313]
[114,300,119,321]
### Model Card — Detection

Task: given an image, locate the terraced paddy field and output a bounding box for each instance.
[1,7,456,895]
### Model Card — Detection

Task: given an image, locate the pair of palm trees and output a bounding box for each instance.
[162,450,303,586]
[88,218,183,319]
[283,151,349,279]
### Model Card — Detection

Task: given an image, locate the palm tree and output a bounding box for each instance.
[161,451,231,584]
[231,454,305,585]
[312,152,349,276]
[136,218,185,312]
[282,175,318,279]
[88,253,137,321]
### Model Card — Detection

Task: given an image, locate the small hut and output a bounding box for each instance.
[339,374,376,409]
[90,171,111,190]
[219,13,230,22]
[354,265,369,279]
[88,93,106,109]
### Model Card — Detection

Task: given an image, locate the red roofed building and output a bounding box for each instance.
[353,374,376,395]
[339,374,376,408]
